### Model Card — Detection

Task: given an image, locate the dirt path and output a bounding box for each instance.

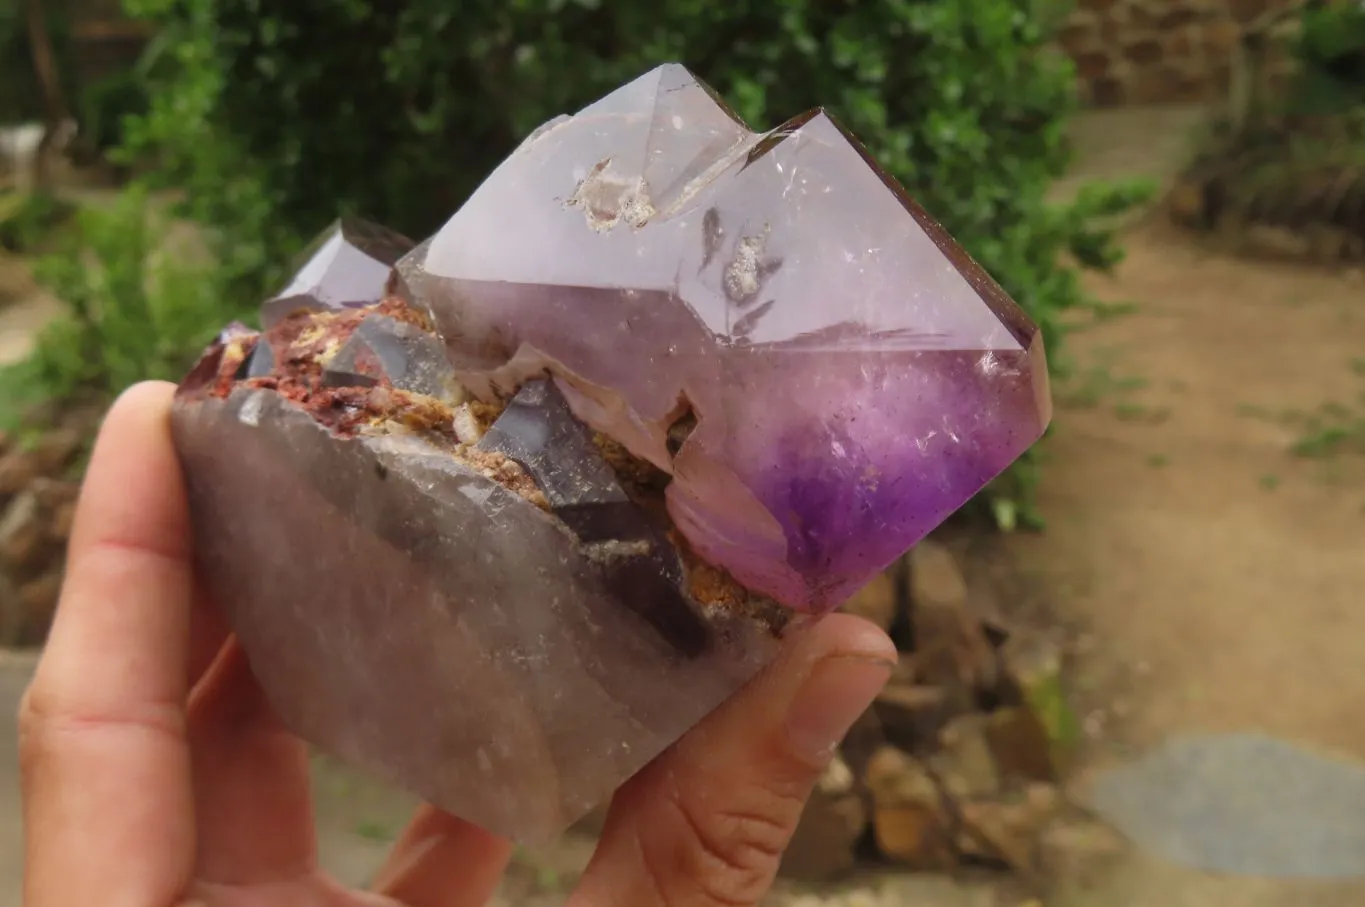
[0,252,60,368]
[1010,224,1365,905]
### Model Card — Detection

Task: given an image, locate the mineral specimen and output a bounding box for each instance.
[400,63,1050,612]
[173,304,786,843]
[261,217,414,327]
[322,313,463,402]
[169,63,1050,845]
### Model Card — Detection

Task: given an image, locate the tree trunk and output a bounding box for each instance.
[22,0,69,191]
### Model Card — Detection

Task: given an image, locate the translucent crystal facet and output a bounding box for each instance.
[401,64,1051,612]
[262,217,414,326]
[323,314,463,402]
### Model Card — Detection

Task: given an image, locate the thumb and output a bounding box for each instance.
[568,613,895,907]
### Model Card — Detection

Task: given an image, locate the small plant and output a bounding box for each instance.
[1294,0,1365,114]
[0,190,77,253]
[1290,404,1365,459]
[0,185,250,428]
[1237,358,1365,464]
[353,820,393,842]
[1174,1,1365,254]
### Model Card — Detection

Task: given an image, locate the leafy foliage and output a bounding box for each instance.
[1293,0,1365,113]
[19,0,1146,522]
[1,187,243,428]
[1179,2,1365,253]
[0,190,77,253]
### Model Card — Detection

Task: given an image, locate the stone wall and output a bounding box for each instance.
[1060,0,1298,106]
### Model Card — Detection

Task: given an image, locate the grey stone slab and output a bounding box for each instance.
[1090,731,1365,879]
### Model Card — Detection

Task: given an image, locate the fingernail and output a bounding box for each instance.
[785,655,893,764]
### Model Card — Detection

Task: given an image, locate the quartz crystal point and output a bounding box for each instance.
[261,217,414,327]
[399,63,1052,613]
[170,304,786,844]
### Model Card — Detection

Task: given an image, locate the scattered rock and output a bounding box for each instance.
[1305,224,1354,262]
[907,540,996,695]
[1034,812,1126,889]
[0,450,36,497]
[875,678,947,714]
[780,875,1003,907]
[931,715,1002,800]
[50,498,77,541]
[781,788,867,882]
[872,803,956,870]
[838,701,886,780]
[1242,224,1311,260]
[29,475,78,509]
[985,707,1059,784]
[0,490,43,570]
[957,795,1041,871]
[997,631,1074,779]
[908,540,969,610]
[873,674,949,754]
[958,785,1063,874]
[865,745,954,868]
[784,536,1094,890]
[865,744,937,805]
[1166,179,1208,227]
[0,407,98,646]
[31,425,84,475]
[817,754,856,797]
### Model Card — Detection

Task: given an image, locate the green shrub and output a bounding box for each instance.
[24,0,1146,523]
[0,186,245,428]
[1294,0,1365,113]
[0,191,78,254]
[79,68,152,157]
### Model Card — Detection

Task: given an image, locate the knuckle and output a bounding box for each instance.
[658,773,810,907]
[15,676,185,780]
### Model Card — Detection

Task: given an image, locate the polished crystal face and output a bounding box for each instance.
[400,64,1051,612]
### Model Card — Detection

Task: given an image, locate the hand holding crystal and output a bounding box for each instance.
[18,381,895,907]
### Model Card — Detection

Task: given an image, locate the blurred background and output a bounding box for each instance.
[1,1,1363,905]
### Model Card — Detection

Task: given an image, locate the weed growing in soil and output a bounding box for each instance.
[0,191,78,254]
[1236,358,1365,463]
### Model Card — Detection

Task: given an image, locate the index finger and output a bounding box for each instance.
[19,380,197,907]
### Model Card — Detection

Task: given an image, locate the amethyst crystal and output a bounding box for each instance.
[169,63,1049,844]
[261,217,414,327]
[399,64,1050,612]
